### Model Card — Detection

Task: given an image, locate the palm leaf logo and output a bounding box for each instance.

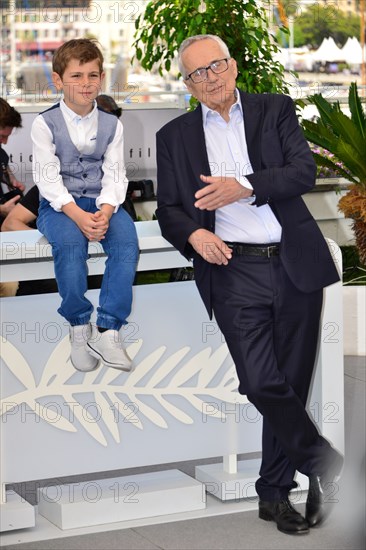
[1,335,245,446]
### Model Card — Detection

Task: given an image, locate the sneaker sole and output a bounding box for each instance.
[87,343,133,372]
[70,355,100,372]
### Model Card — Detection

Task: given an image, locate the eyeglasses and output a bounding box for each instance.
[185,58,230,83]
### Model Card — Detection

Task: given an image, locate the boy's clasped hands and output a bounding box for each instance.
[79,209,110,241]
[63,202,114,241]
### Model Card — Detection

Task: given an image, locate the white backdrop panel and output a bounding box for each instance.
[1,282,262,484]
[4,108,185,187]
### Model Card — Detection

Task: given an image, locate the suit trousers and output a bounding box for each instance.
[211,253,334,501]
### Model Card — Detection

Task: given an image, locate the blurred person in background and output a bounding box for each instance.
[0,97,26,297]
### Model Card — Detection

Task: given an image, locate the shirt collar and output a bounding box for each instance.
[60,98,97,122]
[201,88,243,125]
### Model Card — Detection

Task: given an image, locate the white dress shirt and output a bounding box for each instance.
[202,91,282,244]
[31,99,128,212]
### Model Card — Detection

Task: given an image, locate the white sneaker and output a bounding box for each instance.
[69,324,100,372]
[87,327,133,371]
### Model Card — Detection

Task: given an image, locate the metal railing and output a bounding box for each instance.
[2,84,365,112]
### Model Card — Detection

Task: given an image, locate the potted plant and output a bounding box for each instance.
[299,82,366,264]
[299,83,366,355]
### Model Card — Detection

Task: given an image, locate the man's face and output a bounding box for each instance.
[52,58,104,114]
[0,127,14,145]
[182,39,238,112]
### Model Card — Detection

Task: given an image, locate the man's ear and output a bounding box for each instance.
[52,72,63,91]
[184,79,195,97]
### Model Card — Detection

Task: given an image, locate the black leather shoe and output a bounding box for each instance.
[259,498,309,535]
[306,451,344,527]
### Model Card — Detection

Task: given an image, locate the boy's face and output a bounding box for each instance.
[52,58,104,114]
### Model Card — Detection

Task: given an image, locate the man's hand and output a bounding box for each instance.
[188,228,232,265]
[10,178,26,193]
[194,175,252,211]
[0,194,21,217]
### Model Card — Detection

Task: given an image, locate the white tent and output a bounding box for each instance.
[273,46,313,71]
[312,37,345,62]
[341,36,364,65]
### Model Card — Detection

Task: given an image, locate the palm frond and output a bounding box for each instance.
[301,120,338,153]
[312,152,358,184]
[309,95,365,157]
[301,83,366,188]
[307,93,340,129]
[325,109,365,158]
[349,82,366,140]
[336,140,366,187]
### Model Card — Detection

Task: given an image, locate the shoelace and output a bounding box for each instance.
[107,331,123,348]
[278,500,300,517]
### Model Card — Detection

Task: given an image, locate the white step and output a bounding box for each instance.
[0,491,35,532]
[37,469,206,530]
[196,459,309,501]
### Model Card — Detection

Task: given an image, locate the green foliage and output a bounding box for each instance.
[132,0,289,94]
[134,269,172,285]
[290,3,360,48]
[299,83,366,189]
[341,246,366,285]
[310,147,351,180]
[276,25,307,48]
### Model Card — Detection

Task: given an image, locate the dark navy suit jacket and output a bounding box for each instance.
[156,91,340,317]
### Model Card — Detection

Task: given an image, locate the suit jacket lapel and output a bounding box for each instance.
[181,94,263,178]
[181,106,211,188]
[240,91,263,172]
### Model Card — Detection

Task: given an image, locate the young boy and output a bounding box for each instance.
[31,39,139,373]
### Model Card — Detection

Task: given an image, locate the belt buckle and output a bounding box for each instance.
[267,245,277,258]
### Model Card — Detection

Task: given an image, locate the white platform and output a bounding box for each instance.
[37,470,205,530]
[0,491,262,546]
[0,492,35,532]
[0,228,344,536]
[195,459,309,501]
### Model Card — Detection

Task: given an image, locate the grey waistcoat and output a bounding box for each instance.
[41,103,118,198]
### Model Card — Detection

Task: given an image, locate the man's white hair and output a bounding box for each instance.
[178,34,231,78]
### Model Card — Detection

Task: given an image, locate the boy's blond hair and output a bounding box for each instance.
[52,39,104,78]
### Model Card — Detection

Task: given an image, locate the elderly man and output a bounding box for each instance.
[156,34,343,536]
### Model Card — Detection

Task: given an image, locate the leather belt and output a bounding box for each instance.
[225,242,280,258]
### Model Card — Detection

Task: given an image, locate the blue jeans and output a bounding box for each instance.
[37,197,139,330]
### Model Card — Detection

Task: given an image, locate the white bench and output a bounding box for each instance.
[0,223,344,533]
[0,220,189,282]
